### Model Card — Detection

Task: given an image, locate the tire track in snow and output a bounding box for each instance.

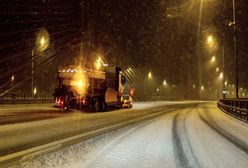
[84,108,180,168]
[182,108,201,168]
[172,107,200,168]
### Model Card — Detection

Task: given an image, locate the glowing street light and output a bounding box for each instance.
[211,56,216,63]
[33,87,37,95]
[148,72,152,79]
[40,36,45,47]
[206,34,217,51]
[219,72,223,79]
[216,67,219,72]
[11,74,15,82]
[32,28,49,96]
[225,81,228,86]
[11,74,15,87]
[36,29,49,52]
[201,85,204,91]
[163,80,167,86]
[207,35,213,44]
[95,57,102,70]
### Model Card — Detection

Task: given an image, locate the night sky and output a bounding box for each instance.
[0,0,247,99]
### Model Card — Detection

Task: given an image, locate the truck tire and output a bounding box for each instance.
[92,99,100,112]
[63,95,70,110]
[100,101,106,112]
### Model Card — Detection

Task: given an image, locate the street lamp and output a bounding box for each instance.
[163,80,167,87]
[32,35,48,96]
[206,35,214,47]
[219,72,223,80]
[31,28,49,97]
[207,35,213,44]
[95,56,108,70]
[148,72,152,79]
[216,67,219,72]
[33,87,37,95]
[11,74,15,87]
[40,36,45,47]
[211,56,216,63]
[95,57,102,70]
[206,34,218,51]
[232,0,238,99]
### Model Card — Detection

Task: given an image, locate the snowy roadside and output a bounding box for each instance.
[199,103,248,148]
[186,103,248,168]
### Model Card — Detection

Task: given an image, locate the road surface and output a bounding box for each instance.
[1,102,248,167]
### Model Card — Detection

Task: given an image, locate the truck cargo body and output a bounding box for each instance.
[53,65,125,112]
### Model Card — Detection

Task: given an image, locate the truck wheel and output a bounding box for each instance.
[63,96,70,111]
[116,103,121,109]
[77,103,82,110]
[100,101,106,112]
[93,100,100,112]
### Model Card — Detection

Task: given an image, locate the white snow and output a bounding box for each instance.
[187,102,248,168]
[3,102,248,168]
[14,112,177,168]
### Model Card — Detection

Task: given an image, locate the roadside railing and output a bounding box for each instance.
[218,99,248,122]
[0,92,54,104]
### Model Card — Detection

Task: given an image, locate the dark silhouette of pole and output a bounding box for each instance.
[222,35,226,99]
[232,0,238,99]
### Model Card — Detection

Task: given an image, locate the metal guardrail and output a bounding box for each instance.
[0,92,54,104]
[218,99,248,122]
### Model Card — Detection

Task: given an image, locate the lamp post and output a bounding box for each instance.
[232,0,238,99]
[222,37,226,99]
[32,30,49,97]
[163,80,167,87]
[210,56,216,63]
[148,72,152,79]
[31,49,34,96]
[147,72,152,100]
[11,74,15,87]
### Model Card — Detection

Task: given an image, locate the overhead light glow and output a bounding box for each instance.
[211,56,216,63]
[219,72,223,79]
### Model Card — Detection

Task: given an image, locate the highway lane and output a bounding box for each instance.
[4,102,247,168]
[0,103,61,124]
[0,101,196,166]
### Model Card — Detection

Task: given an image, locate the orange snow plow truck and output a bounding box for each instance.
[53,65,126,112]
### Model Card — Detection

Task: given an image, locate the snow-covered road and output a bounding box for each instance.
[0,101,193,166]
[5,102,248,168]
